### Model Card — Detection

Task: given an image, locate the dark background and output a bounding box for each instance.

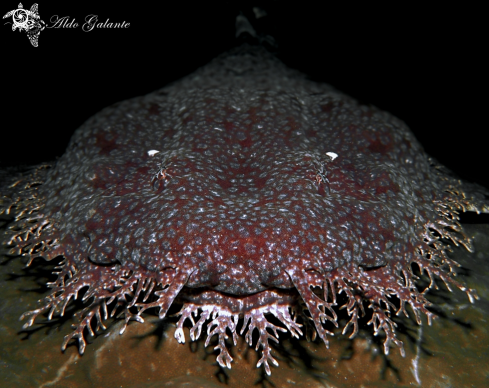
[2,2,487,188]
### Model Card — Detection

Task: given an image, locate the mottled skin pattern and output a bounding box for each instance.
[1,44,488,375]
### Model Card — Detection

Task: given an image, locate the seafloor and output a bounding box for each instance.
[1,219,488,388]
